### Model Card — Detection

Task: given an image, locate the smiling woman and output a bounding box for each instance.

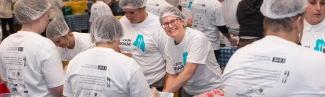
[159,7,222,96]
[301,0,325,53]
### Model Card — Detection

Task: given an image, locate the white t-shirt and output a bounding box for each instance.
[58,32,93,61]
[221,0,240,29]
[63,47,151,97]
[191,0,226,50]
[89,1,113,23]
[301,19,325,53]
[222,36,325,97]
[119,13,168,85]
[0,31,65,97]
[146,0,172,16]
[165,28,222,95]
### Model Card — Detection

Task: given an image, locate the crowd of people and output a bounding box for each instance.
[1,0,325,97]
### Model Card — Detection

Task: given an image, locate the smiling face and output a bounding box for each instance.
[161,16,185,38]
[305,0,325,25]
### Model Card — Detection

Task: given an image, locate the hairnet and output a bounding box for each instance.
[159,6,186,23]
[90,15,123,43]
[260,0,307,19]
[89,1,113,22]
[46,17,70,39]
[13,0,51,24]
[119,0,146,9]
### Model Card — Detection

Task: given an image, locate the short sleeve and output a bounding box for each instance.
[129,69,152,97]
[187,36,210,65]
[0,50,5,81]
[63,61,73,97]
[40,42,65,88]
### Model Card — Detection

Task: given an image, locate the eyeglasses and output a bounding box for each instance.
[162,18,180,28]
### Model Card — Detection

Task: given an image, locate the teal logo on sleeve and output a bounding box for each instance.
[133,34,146,52]
[314,39,325,53]
[182,52,188,65]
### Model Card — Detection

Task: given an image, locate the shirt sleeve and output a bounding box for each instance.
[0,51,5,81]
[187,35,210,65]
[63,60,74,97]
[39,42,65,88]
[129,69,152,97]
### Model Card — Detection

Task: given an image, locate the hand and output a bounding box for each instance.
[229,34,239,47]
[151,87,158,97]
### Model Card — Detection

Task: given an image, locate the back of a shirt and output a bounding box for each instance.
[222,36,325,97]
[64,47,151,97]
[191,0,225,50]
[0,31,65,97]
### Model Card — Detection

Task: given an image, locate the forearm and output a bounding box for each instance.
[163,73,192,93]
[217,25,230,39]
[163,63,198,92]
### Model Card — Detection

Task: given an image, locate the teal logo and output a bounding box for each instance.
[187,0,193,9]
[182,52,188,65]
[133,34,146,52]
[314,39,325,52]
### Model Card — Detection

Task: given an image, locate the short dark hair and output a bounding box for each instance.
[263,14,301,33]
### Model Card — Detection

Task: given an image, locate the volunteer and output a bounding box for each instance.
[222,0,325,96]
[236,0,265,48]
[191,0,235,61]
[46,17,93,61]
[0,0,65,96]
[221,0,241,35]
[89,0,113,23]
[160,7,222,97]
[0,0,16,39]
[118,0,169,89]
[146,0,172,16]
[63,15,152,97]
[301,0,325,53]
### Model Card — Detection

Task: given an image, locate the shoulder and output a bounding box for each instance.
[186,28,208,41]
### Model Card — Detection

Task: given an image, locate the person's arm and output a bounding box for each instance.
[41,42,65,97]
[217,25,230,39]
[163,63,198,93]
[50,85,64,97]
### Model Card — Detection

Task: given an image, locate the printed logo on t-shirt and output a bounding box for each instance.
[133,34,146,52]
[172,52,189,73]
[272,57,286,63]
[182,52,188,65]
[236,87,264,97]
[5,47,28,95]
[120,39,132,46]
[314,39,325,53]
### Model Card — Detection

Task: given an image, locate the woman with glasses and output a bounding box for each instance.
[160,7,222,97]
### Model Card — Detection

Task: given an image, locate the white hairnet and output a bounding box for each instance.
[89,1,113,22]
[159,6,185,23]
[260,0,307,19]
[46,17,70,39]
[90,15,123,43]
[13,0,51,24]
[119,0,146,9]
